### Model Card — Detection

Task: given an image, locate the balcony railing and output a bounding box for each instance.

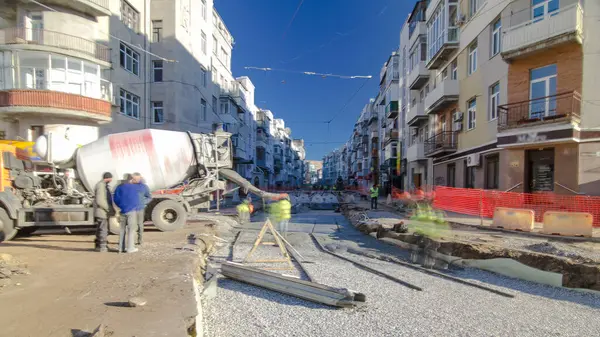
[0,27,110,63]
[386,101,399,118]
[424,79,459,113]
[426,27,459,69]
[425,131,457,156]
[502,3,583,60]
[497,91,581,130]
[385,130,399,143]
[0,89,111,121]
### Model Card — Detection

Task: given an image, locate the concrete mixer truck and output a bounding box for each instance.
[0,128,282,242]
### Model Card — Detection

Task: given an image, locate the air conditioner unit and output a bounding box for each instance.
[466,154,481,167]
[111,95,120,107]
[454,121,463,132]
[453,111,463,122]
[457,14,467,26]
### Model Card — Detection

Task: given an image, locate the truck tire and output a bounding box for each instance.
[108,217,121,235]
[151,200,187,232]
[0,208,17,242]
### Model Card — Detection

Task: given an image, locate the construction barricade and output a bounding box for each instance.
[541,211,594,237]
[432,186,600,227]
[492,207,535,232]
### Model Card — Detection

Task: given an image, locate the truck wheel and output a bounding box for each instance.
[108,217,121,235]
[0,208,17,242]
[151,200,187,232]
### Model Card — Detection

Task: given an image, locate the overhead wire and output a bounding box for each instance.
[244,66,372,79]
[27,0,178,63]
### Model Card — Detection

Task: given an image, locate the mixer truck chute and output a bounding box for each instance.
[0,128,281,242]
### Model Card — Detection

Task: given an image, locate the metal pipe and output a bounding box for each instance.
[310,234,423,291]
[505,182,522,192]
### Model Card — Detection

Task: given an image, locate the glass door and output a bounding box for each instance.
[529,64,557,119]
[27,13,43,43]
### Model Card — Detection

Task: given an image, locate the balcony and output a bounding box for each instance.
[425,131,457,157]
[0,27,111,64]
[406,142,426,162]
[408,62,429,90]
[274,158,283,169]
[256,158,268,169]
[424,79,459,114]
[502,3,583,61]
[426,28,459,69]
[0,90,111,123]
[256,120,268,130]
[384,130,399,144]
[370,130,379,140]
[256,134,268,148]
[497,91,581,147]
[407,101,427,126]
[409,21,426,51]
[368,111,378,124]
[32,0,111,17]
[386,101,399,119]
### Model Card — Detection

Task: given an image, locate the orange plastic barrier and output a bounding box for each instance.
[492,207,535,232]
[541,211,593,237]
[433,186,600,227]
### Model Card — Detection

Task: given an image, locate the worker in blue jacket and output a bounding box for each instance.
[113,174,141,253]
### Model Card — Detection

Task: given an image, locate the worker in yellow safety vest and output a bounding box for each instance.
[277,195,292,238]
[370,183,380,210]
[236,199,251,225]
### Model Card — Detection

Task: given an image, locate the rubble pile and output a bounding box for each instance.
[0,253,30,288]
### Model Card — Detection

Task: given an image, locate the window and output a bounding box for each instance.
[532,0,559,22]
[468,41,478,75]
[212,95,217,113]
[211,66,218,83]
[201,99,207,121]
[201,68,207,87]
[152,20,163,42]
[120,0,139,31]
[213,12,218,26]
[201,31,207,55]
[152,101,164,124]
[491,18,501,56]
[465,164,475,188]
[119,89,140,119]
[213,35,218,55]
[30,126,44,142]
[440,115,447,132]
[469,0,480,17]
[152,60,163,82]
[467,98,476,130]
[530,64,557,119]
[451,59,458,80]
[120,43,139,75]
[220,99,229,114]
[489,82,500,120]
[201,0,207,20]
[485,154,499,189]
[447,164,456,187]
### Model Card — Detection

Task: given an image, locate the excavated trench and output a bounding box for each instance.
[341,204,600,292]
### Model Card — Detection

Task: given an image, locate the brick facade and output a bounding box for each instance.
[0,90,112,118]
[507,42,583,104]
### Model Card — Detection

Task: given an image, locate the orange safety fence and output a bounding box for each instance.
[432,186,600,227]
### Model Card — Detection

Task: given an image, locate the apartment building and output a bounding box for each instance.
[377,51,402,191]
[305,160,323,185]
[422,0,599,195]
[404,0,432,190]
[0,0,114,143]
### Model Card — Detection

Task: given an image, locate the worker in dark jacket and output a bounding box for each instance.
[132,173,152,246]
[93,172,114,252]
[113,174,140,253]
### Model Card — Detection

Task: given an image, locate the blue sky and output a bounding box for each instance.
[216,0,413,160]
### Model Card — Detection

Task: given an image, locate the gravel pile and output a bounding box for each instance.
[203,211,600,337]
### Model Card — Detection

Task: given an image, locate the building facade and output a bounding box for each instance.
[0,0,306,188]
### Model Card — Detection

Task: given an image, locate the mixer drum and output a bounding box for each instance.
[75,129,196,192]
